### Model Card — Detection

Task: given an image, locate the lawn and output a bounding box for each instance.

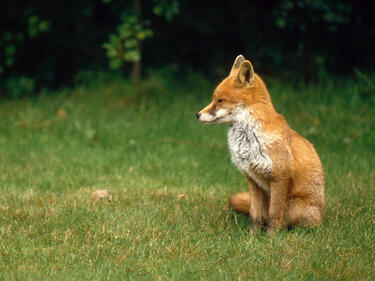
[0,72,374,280]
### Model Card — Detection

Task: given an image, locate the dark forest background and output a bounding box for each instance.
[1,0,374,97]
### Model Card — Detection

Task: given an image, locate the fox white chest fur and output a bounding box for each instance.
[227,109,275,192]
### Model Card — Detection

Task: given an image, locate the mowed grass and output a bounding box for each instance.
[0,72,374,280]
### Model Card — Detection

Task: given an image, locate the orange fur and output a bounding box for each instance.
[197,55,325,233]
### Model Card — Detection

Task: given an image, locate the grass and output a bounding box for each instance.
[0,71,374,280]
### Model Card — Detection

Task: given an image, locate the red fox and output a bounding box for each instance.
[196,55,325,233]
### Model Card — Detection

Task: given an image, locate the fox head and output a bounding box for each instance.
[196,55,271,124]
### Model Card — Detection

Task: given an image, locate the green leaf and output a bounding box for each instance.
[38,21,51,32]
[136,29,153,40]
[28,15,39,25]
[119,28,133,39]
[5,57,15,67]
[133,24,142,32]
[125,39,138,49]
[28,27,38,37]
[109,34,120,44]
[124,50,140,62]
[125,15,138,25]
[5,45,16,56]
[153,6,163,16]
[102,43,111,50]
[144,29,153,37]
[109,59,122,70]
[276,18,286,28]
[106,46,118,58]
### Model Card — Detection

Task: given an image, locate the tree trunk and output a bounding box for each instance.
[131,0,141,84]
[131,42,141,84]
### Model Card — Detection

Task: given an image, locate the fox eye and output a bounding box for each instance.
[217,99,224,103]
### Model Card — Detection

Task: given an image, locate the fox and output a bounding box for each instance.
[196,55,325,233]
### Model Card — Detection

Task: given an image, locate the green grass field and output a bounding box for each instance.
[0,72,374,280]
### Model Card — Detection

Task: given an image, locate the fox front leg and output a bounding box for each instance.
[247,178,267,233]
[267,178,289,233]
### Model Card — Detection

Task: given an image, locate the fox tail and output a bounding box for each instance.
[228,192,250,214]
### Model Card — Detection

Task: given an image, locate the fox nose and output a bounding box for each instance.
[196,113,201,119]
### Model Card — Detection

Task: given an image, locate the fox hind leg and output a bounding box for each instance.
[284,200,323,227]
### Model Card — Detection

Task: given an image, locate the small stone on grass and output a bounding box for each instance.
[91,189,111,201]
[176,194,185,201]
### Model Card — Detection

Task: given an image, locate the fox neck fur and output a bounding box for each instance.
[227,107,276,193]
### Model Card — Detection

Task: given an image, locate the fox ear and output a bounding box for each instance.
[230,55,245,76]
[235,60,254,86]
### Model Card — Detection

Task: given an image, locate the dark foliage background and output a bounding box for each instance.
[1,0,374,96]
